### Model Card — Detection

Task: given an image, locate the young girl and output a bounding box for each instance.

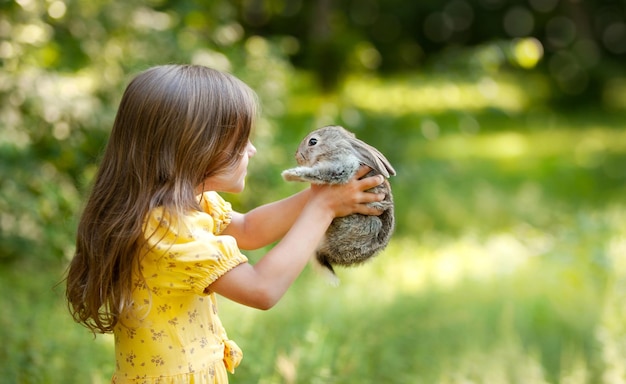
[65,64,385,383]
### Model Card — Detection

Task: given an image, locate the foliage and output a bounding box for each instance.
[1,0,625,263]
[234,0,626,99]
[0,0,292,263]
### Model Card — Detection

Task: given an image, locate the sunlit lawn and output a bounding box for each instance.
[2,72,626,383]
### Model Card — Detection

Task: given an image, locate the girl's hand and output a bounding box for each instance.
[309,165,386,218]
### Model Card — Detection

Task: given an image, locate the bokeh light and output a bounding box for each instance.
[513,37,544,69]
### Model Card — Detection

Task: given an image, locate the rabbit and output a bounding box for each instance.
[281,125,396,283]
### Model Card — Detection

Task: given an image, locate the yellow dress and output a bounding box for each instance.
[112,192,248,384]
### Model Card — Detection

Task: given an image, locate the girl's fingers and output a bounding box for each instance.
[355,203,386,216]
[358,174,385,191]
[354,165,372,179]
[360,191,386,204]
[309,168,388,217]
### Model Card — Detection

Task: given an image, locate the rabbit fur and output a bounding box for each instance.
[281,125,396,282]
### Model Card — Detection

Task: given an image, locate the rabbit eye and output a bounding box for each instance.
[308,138,318,146]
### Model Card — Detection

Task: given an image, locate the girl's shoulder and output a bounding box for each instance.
[198,191,232,235]
[199,191,231,214]
[142,192,233,243]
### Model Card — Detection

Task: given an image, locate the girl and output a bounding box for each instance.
[65,64,385,383]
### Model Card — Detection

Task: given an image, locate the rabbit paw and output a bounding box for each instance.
[281,168,307,182]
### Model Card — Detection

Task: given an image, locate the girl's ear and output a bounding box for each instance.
[350,138,396,178]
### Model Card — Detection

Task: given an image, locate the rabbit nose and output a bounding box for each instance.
[296,152,307,164]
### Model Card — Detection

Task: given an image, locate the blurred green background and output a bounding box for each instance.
[1,0,626,383]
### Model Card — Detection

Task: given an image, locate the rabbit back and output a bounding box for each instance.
[316,172,394,271]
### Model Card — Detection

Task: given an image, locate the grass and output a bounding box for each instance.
[220,207,620,383]
[0,263,114,383]
[1,72,626,383]
[6,207,619,383]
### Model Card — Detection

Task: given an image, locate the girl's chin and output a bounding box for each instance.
[227,182,246,194]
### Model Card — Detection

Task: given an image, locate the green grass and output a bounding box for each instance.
[0,263,114,383]
[2,72,626,383]
[220,207,619,383]
[4,209,621,383]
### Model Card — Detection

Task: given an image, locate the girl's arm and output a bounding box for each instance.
[223,166,377,250]
[210,170,385,310]
[222,189,311,250]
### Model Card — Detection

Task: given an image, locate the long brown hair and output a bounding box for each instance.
[66,65,258,333]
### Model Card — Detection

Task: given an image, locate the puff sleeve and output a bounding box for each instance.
[141,200,247,297]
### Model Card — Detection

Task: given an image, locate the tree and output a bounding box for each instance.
[234,0,626,101]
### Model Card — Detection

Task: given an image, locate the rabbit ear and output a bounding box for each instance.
[350,138,396,178]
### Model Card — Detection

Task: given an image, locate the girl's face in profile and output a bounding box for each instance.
[199,140,257,194]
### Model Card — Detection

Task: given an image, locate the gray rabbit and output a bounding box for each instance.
[282,125,396,282]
